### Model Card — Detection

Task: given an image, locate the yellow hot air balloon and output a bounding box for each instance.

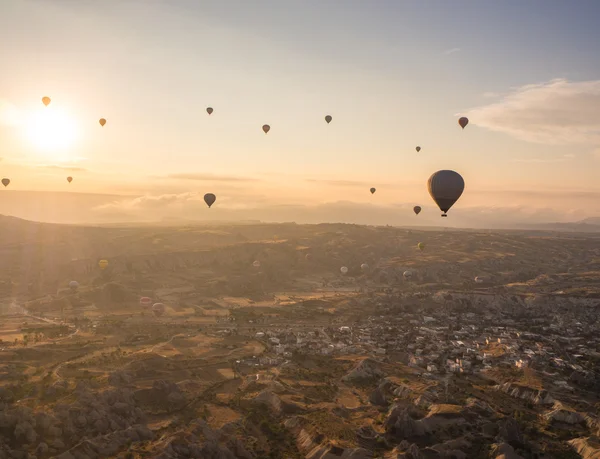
[98,259,109,270]
[99,118,106,127]
[417,242,425,251]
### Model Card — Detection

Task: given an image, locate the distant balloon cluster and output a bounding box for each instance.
[0,96,470,221]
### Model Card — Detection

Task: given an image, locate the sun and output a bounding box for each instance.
[24,107,79,154]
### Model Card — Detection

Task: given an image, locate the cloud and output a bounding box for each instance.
[305,179,383,187]
[510,157,571,164]
[443,47,461,55]
[465,79,600,145]
[167,173,258,182]
[39,165,88,172]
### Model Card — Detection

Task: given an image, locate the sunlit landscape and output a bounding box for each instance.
[1,1,600,458]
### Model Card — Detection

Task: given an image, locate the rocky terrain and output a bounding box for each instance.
[0,217,599,458]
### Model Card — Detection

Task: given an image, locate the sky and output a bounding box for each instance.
[1,0,600,226]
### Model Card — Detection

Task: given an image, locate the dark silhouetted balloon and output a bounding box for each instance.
[42,97,51,106]
[413,206,421,215]
[370,187,376,194]
[99,118,106,127]
[206,107,213,115]
[458,117,469,129]
[67,176,73,183]
[325,115,332,124]
[204,193,216,208]
[427,170,465,217]
[1,178,9,187]
[262,124,270,134]
[416,146,421,152]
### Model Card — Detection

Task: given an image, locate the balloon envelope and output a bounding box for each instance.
[42,97,51,106]
[98,259,109,270]
[204,193,216,208]
[427,170,465,217]
[206,107,213,115]
[69,281,79,291]
[325,115,332,124]
[413,206,422,215]
[370,187,376,194]
[152,303,165,316]
[67,176,73,183]
[262,124,270,134]
[417,242,425,251]
[140,297,152,308]
[361,263,369,271]
[340,266,348,274]
[1,178,9,187]
[253,260,261,268]
[99,118,106,127]
[458,117,469,129]
[416,146,421,152]
[403,270,413,279]
[475,276,484,284]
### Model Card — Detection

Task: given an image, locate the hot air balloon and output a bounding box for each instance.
[1,179,10,187]
[417,242,425,251]
[475,276,484,284]
[262,124,270,134]
[99,118,106,127]
[69,281,79,291]
[458,117,469,129]
[204,193,216,208]
[403,270,413,280]
[427,170,465,217]
[206,107,213,115]
[416,146,421,152]
[413,206,422,215]
[253,260,261,268]
[67,176,73,183]
[340,266,348,275]
[370,187,376,194]
[361,263,369,272]
[98,259,109,270]
[305,253,313,261]
[325,115,332,124]
[152,303,166,317]
[42,96,51,106]
[140,297,152,309]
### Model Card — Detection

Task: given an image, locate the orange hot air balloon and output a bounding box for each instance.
[67,176,73,183]
[262,124,270,134]
[206,107,213,115]
[458,117,469,129]
[99,118,106,127]
[42,97,51,106]
[325,115,332,124]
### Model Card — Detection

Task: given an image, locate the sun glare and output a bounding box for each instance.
[24,108,79,154]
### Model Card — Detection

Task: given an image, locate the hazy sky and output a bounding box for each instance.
[1,0,599,224]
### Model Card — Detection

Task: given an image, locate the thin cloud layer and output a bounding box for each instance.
[39,165,88,172]
[167,173,258,182]
[443,47,461,55]
[466,79,600,145]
